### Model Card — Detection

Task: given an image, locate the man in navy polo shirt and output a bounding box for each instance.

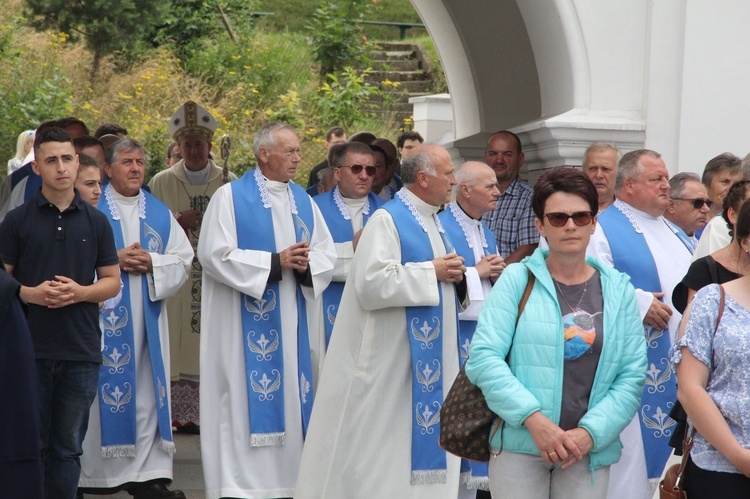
[0,127,121,499]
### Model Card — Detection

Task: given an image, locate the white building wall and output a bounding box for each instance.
[677,1,750,171]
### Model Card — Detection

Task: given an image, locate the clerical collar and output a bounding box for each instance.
[183,162,210,186]
[614,199,661,221]
[332,186,369,220]
[104,184,146,220]
[455,200,481,221]
[396,188,446,236]
[448,202,488,251]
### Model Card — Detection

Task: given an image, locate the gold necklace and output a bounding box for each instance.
[554,277,588,314]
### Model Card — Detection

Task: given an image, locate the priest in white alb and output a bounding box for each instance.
[197,122,336,499]
[310,141,383,373]
[79,138,193,499]
[587,150,693,499]
[295,144,475,499]
[437,161,505,492]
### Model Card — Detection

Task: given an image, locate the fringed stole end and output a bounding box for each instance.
[462,474,490,491]
[101,445,136,459]
[410,469,447,485]
[159,438,176,455]
[250,432,285,447]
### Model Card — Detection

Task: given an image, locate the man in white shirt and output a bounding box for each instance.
[311,141,383,372]
[197,122,336,499]
[296,144,474,499]
[588,149,692,499]
[79,138,194,499]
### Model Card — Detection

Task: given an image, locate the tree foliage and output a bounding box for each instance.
[24,0,167,76]
[306,2,374,78]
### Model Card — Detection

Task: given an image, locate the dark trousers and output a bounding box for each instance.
[36,360,100,499]
[683,455,750,498]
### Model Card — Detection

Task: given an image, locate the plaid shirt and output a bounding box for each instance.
[481,177,538,258]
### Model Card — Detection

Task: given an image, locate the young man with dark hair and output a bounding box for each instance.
[396,130,424,159]
[307,126,347,187]
[0,127,120,499]
[0,118,91,223]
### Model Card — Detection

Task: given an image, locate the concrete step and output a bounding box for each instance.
[371,49,415,61]
[371,59,421,71]
[374,42,420,52]
[368,91,431,104]
[388,80,432,93]
[366,70,428,82]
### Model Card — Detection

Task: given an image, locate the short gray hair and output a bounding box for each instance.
[669,172,701,198]
[317,166,334,184]
[583,142,621,165]
[400,148,437,184]
[702,152,742,187]
[253,122,296,158]
[615,149,661,191]
[106,138,146,166]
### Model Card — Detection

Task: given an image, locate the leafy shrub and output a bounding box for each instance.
[306,2,374,77]
[0,25,72,177]
[149,0,259,62]
[313,67,380,129]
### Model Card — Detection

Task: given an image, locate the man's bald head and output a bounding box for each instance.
[455,161,495,187]
[454,161,500,219]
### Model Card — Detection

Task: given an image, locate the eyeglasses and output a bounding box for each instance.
[671,197,713,209]
[338,164,376,176]
[543,211,595,227]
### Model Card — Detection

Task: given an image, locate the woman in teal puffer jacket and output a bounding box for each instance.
[466,168,647,498]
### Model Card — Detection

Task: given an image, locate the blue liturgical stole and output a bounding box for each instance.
[383,191,457,485]
[231,168,315,446]
[314,188,383,347]
[97,186,174,457]
[598,203,678,480]
[438,202,497,489]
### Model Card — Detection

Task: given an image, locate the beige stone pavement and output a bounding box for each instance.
[79,432,678,499]
[81,432,205,499]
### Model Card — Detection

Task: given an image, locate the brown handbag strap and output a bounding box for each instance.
[489,268,536,453]
[515,268,536,328]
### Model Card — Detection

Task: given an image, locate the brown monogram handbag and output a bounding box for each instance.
[439,270,535,462]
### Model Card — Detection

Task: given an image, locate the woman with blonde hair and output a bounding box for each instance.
[7,130,34,174]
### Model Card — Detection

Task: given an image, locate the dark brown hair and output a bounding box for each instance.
[532,167,598,220]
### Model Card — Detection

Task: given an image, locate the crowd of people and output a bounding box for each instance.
[2,103,750,499]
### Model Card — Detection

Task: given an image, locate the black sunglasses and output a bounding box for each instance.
[338,164,376,176]
[543,211,595,227]
[672,197,713,210]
